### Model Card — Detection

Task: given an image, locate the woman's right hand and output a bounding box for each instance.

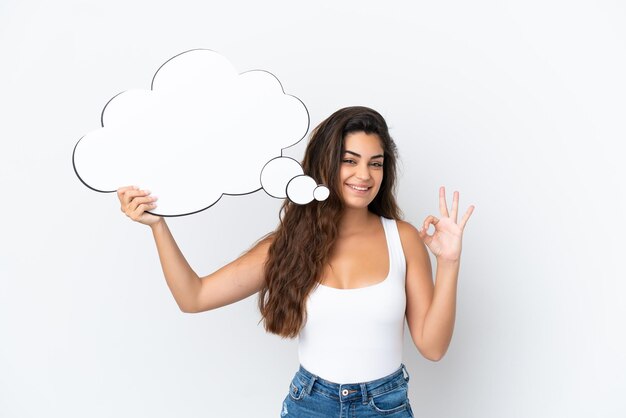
[117,185,162,227]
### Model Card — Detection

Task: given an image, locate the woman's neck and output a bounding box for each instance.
[338,208,377,237]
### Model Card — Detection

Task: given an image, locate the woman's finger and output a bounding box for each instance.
[418,222,433,246]
[451,191,459,224]
[131,202,156,220]
[423,215,439,233]
[439,186,449,218]
[117,186,136,205]
[459,205,475,230]
[129,194,155,213]
[124,188,151,209]
[118,187,134,205]
[117,185,134,195]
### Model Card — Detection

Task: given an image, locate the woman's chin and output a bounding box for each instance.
[340,198,373,210]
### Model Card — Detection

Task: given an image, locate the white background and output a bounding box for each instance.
[1,0,625,417]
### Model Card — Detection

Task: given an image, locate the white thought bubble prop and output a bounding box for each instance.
[72,49,327,216]
[260,156,329,204]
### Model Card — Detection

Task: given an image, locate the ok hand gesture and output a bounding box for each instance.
[418,186,475,263]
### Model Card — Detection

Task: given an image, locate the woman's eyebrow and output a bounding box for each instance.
[343,150,384,159]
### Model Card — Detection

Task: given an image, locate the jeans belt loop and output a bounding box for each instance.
[360,383,368,404]
[401,363,410,382]
[306,375,317,395]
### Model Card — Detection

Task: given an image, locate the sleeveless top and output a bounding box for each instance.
[297,216,407,383]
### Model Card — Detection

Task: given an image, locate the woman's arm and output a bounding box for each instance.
[150,218,273,314]
[403,187,473,360]
[420,259,460,360]
[117,186,272,314]
[399,220,460,361]
[150,218,201,312]
[191,232,273,313]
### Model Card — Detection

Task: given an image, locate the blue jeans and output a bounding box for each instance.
[280,363,414,417]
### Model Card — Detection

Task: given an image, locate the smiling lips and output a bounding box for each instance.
[346,183,371,193]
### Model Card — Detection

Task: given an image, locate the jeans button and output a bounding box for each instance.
[341,389,349,396]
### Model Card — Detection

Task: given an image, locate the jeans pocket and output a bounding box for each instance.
[367,382,410,415]
[288,375,308,402]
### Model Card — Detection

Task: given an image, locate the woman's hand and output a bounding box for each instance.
[418,186,475,263]
[117,185,162,227]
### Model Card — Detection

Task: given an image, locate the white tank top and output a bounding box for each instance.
[297,216,407,383]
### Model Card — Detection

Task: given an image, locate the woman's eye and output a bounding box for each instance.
[371,162,383,168]
[342,159,356,164]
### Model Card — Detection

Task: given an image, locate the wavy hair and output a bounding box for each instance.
[257,106,402,338]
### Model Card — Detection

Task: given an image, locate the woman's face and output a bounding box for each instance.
[338,131,384,209]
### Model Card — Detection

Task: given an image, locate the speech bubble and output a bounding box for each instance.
[72,49,327,216]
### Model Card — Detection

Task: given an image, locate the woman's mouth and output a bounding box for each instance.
[345,183,371,195]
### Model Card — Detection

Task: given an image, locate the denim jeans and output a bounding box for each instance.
[280,363,414,417]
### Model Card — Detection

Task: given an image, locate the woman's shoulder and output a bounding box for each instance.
[385,217,419,235]
[393,219,427,257]
[376,216,419,238]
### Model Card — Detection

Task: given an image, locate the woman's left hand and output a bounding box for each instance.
[418,186,475,263]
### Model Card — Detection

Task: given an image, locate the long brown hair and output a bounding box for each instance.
[257,106,402,338]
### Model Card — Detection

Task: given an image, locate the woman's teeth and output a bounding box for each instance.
[348,185,368,191]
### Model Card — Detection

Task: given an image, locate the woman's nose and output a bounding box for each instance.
[356,163,371,180]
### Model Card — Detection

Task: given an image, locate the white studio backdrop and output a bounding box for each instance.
[1,0,625,417]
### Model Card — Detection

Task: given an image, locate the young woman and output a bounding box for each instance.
[117,106,474,417]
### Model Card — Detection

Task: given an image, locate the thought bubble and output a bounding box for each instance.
[72,49,327,216]
[261,156,330,204]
